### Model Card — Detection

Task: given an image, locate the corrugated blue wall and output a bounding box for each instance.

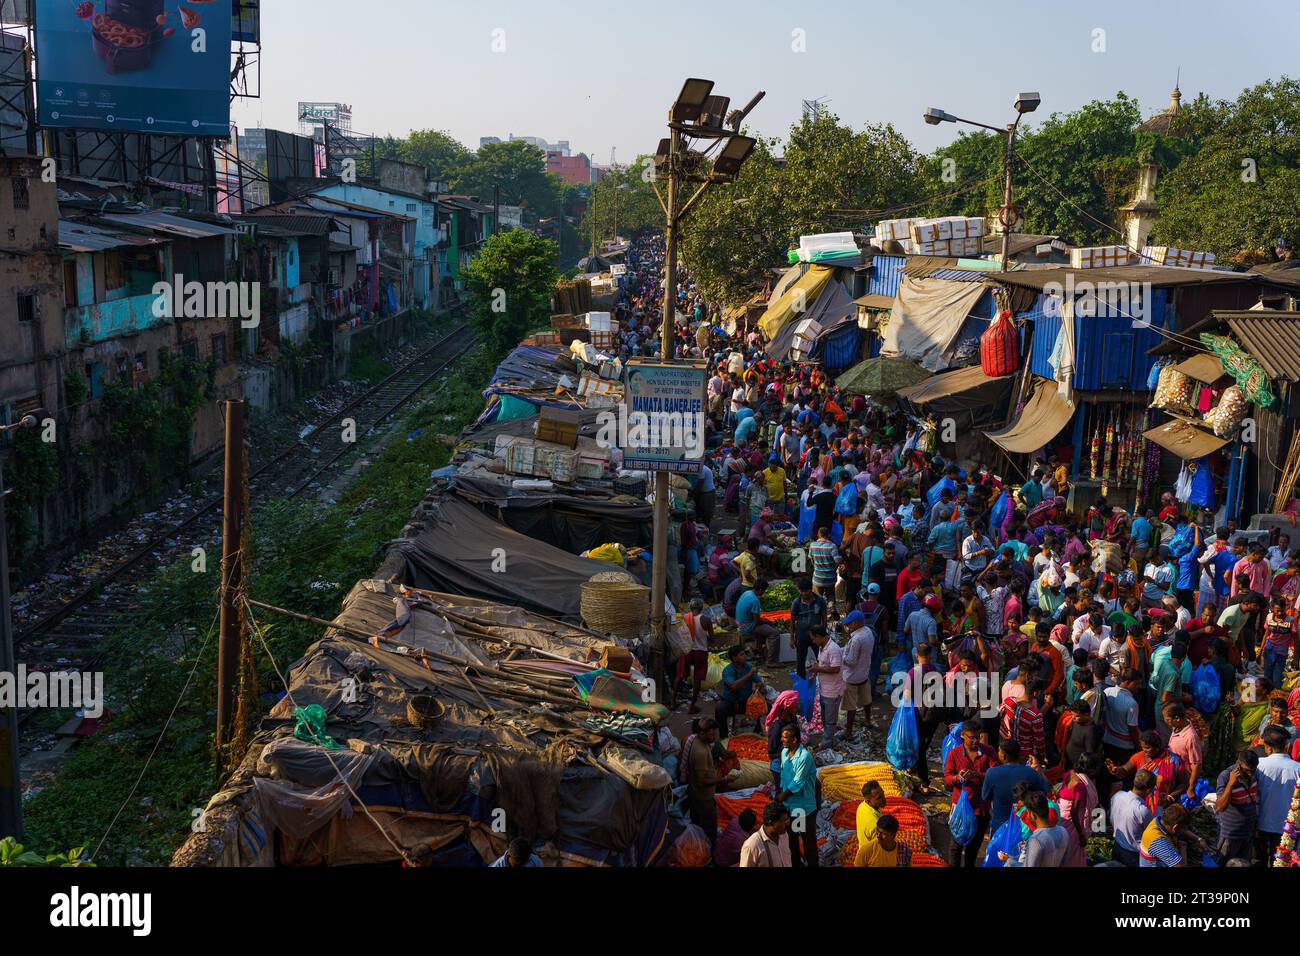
[1017,288,1169,392]
[867,255,906,298]
[820,325,862,371]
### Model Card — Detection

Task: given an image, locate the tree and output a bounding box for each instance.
[579,157,665,251]
[454,140,565,221]
[679,112,926,305]
[371,129,472,183]
[463,229,560,359]
[1155,78,1300,263]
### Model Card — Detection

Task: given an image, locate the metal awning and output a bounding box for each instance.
[59,220,168,253]
[853,293,894,310]
[102,210,239,239]
[1218,311,1300,382]
[1171,353,1226,384]
[986,376,1075,454]
[1144,418,1230,460]
[895,364,1014,419]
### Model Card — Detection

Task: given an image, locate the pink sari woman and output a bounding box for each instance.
[1056,755,1100,867]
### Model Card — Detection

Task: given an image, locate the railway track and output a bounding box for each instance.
[14,321,477,695]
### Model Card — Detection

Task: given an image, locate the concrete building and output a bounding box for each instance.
[546,150,593,186]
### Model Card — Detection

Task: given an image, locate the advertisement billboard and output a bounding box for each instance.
[36,0,231,136]
[620,360,708,474]
[231,0,255,42]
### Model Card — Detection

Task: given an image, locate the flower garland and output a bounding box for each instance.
[1274,775,1300,867]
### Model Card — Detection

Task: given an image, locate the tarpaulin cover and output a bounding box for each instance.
[895,364,1014,420]
[173,580,671,868]
[389,496,614,619]
[766,278,856,361]
[881,276,988,372]
[453,474,653,554]
[758,265,834,338]
[986,376,1075,454]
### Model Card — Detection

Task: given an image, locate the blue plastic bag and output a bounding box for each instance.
[941,722,962,770]
[949,790,977,846]
[888,649,911,680]
[791,673,817,720]
[989,490,1009,537]
[982,811,1021,867]
[1200,850,1218,868]
[1191,663,1220,715]
[834,482,858,516]
[886,701,919,770]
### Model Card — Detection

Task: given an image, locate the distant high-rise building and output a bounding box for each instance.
[478,135,573,157]
[479,136,503,149]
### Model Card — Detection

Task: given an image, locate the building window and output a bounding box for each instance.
[211,333,227,364]
[12,177,29,210]
[181,339,198,362]
[63,261,79,308]
[16,293,37,323]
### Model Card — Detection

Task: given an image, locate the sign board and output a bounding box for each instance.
[36,0,231,136]
[232,0,258,43]
[621,359,707,474]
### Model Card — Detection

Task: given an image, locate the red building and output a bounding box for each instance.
[546,150,593,185]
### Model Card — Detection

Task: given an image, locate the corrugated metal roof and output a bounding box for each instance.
[102,210,239,239]
[928,269,989,282]
[237,213,335,235]
[993,264,1251,291]
[1218,310,1300,382]
[58,220,168,253]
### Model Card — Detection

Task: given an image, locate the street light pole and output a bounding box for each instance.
[649,129,680,688]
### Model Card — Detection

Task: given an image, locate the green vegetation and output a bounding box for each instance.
[463,229,560,360]
[578,157,664,250]
[0,837,93,867]
[19,347,494,866]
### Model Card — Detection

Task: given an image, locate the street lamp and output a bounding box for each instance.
[646,80,764,693]
[923,93,1040,271]
[0,413,38,840]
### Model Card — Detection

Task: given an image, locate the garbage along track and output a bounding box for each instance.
[14,322,478,694]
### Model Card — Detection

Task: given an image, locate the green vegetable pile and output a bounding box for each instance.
[760,579,800,611]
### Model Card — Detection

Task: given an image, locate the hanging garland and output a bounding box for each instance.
[1199,333,1276,409]
[1275,776,1300,868]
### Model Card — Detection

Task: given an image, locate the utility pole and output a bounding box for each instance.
[649,129,680,687]
[999,122,1017,273]
[0,458,20,840]
[215,400,246,772]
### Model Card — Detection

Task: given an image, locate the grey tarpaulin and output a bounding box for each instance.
[453,473,653,554]
[881,275,989,372]
[766,278,856,361]
[387,495,615,619]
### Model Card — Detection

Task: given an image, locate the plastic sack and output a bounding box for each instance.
[1191,663,1221,715]
[1200,850,1218,868]
[701,653,727,691]
[941,723,963,769]
[835,482,858,516]
[791,673,818,720]
[889,649,911,679]
[886,701,919,770]
[989,490,1009,537]
[982,812,1021,867]
[745,692,768,718]
[980,310,1020,378]
[949,789,977,846]
[667,823,712,867]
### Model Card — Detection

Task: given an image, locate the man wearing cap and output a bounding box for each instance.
[841,609,876,740]
[904,593,941,660]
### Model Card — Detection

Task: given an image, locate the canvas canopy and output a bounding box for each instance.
[895,364,1013,420]
[880,276,989,372]
[386,496,614,619]
[766,278,855,361]
[986,376,1075,454]
[758,264,834,339]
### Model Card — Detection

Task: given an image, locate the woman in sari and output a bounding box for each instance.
[1106,731,1184,814]
[1056,752,1101,866]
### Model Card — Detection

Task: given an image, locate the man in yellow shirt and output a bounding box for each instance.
[854,814,902,867]
[762,458,788,515]
[855,780,887,852]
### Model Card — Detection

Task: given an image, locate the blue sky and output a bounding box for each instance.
[233,0,1297,160]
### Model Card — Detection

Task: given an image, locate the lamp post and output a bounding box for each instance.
[0,414,38,840]
[648,79,763,694]
[924,93,1040,271]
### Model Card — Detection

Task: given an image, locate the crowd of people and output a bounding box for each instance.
[614,231,1300,868]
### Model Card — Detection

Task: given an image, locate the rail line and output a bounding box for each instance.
[14,322,477,687]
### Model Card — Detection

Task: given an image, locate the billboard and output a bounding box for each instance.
[231,0,255,42]
[620,360,708,474]
[35,0,231,136]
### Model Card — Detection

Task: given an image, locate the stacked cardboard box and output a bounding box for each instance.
[1069,246,1134,269]
[874,218,921,243]
[910,217,985,243]
[1141,246,1216,269]
[910,236,983,256]
[496,436,580,482]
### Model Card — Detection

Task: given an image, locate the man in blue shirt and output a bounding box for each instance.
[489,838,544,867]
[734,412,759,446]
[737,578,780,665]
[981,739,1048,829]
[1169,514,1202,609]
[715,645,761,737]
[778,724,818,867]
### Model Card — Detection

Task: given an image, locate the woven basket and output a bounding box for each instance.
[406,694,445,730]
[581,574,650,637]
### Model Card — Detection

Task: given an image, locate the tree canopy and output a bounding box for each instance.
[453,140,565,221]
[463,229,560,360]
